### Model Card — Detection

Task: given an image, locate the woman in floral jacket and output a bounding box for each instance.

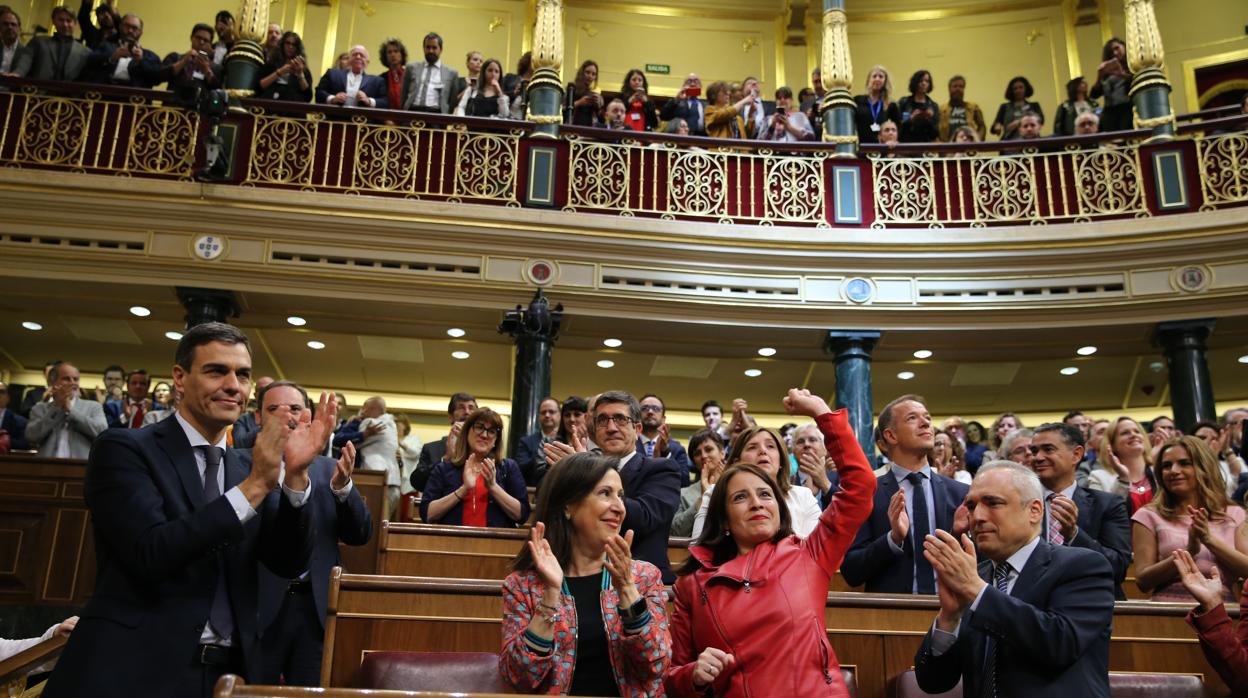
[500,452,670,696]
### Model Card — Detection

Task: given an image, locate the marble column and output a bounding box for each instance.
[525,0,565,137]
[1153,319,1217,433]
[824,330,882,460]
[176,288,241,328]
[818,0,858,156]
[499,290,563,457]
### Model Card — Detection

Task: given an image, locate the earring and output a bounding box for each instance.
[723,527,731,537]
[564,511,571,520]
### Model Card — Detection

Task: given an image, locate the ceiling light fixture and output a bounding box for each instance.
[165,331,183,341]
[21,321,42,331]
[596,359,615,369]
[1076,346,1097,356]
[912,349,933,359]
[1238,355,1248,364]
[757,347,777,357]
[744,368,763,377]
[452,351,470,360]
[603,338,623,348]
[129,306,151,317]
[897,371,915,380]
[1060,366,1080,376]
[446,328,466,338]
[306,341,326,350]
[286,316,307,327]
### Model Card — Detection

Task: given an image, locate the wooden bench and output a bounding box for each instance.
[321,570,1230,697]
[215,674,522,698]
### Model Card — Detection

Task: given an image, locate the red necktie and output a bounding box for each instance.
[129,401,144,428]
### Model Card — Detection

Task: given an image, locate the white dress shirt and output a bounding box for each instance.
[51,398,75,458]
[419,61,443,108]
[1,41,17,74]
[344,69,373,107]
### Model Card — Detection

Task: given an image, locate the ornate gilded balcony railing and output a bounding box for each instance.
[1,77,1245,230]
[0,82,198,179]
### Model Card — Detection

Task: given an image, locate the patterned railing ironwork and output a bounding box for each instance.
[0,85,199,179]
[1195,129,1248,210]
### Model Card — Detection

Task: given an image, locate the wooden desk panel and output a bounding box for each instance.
[337,470,386,575]
[0,456,94,606]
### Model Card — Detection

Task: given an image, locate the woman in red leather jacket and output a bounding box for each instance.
[665,389,876,698]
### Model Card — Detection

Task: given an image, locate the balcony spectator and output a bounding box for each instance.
[878,118,899,147]
[356,396,400,519]
[899,69,938,142]
[212,10,234,66]
[26,362,106,459]
[264,22,281,56]
[759,86,814,142]
[105,369,153,429]
[992,75,1044,140]
[705,80,754,139]
[1093,37,1132,132]
[662,117,690,137]
[159,23,219,106]
[451,50,481,108]
[0,381,28,452]
[83,12,160,88]
[854,65,901,148]
[421,407,529,528]
[952,125,979,143]
[739,76,767,138]
[0,6,30,78]
[258,31,310,102]
[400,32,457,114]
[77,0,118,51]
[502,51,531,117]
[620,68,658,132]
[1018,113,1042,140]
[565,59,602,127]
[454,56,510,118]
[1075,111,1100,136]
[601,97,628,130]
[377,37,407,111]
[27,6,89,82]
[1054,76,1098,136]
[316,44,386,108]
[661,73,707,136]
[938,75,985,142]
[811,67,826,100]
[334,51,349,70]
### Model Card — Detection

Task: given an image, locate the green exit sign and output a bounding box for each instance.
[645,64,670,75]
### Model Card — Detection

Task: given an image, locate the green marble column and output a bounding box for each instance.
[818,0,857,156]
[1153,320,1217,434]
[824,330,882,461]
[499,290,563,458]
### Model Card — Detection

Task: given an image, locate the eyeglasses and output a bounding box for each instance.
[639,405,663,413]
[471,422,500,437]
[594,413,635,429]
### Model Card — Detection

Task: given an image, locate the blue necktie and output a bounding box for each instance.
[200,446,235,640]
[907,471,935,594]
[983,562,1011,698]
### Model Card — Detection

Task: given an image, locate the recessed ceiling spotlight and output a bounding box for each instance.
[913,349,933,359]
[129,306,151,317]
[744,368,763,377]
[452,351,471,360]
[306,340,326,350]
[597,359,615,368]
[446,328,466,338]
[1060,366,1080,376]
[286,316,307,326]
[165,331,183,341]
[1076,346,1097,356]
[21,321,42,331]
[603,338,623,348]
[1238,354,1248,364]
[897,371,915,380]
[757,347,777,357]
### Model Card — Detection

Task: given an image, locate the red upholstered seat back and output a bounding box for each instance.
[358,651,515,693]
[892,670,1203,698]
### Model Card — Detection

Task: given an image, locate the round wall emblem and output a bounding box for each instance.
[843,277,876,304]
[191,234,226,261]
[1173,265,1210,293]
[524,259,557,286]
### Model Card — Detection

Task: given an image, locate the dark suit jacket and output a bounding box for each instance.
[44,416,313,697]
[514,432,553,486]
[659,96,707,136]
[232,412,260,450]
[2,40,32,77]
[1063,486,1132,599]
[620,453,681,584]
[315,68,388,108]
[414,436,449,489]
[0,409,27,450]
[840,470,969,592]
[635,436,691,485]
[83,40,162,87]
[247,453,371,632]
[419,458,531,528]
[914,542,1114,698]
[27,35,90,81]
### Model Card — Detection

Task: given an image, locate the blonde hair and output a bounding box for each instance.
[1096,416,1153,475]
[865,65,893,100]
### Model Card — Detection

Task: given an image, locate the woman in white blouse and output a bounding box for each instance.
[691,423,823,539]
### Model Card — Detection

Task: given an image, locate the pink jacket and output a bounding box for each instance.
[665,410,876,698]
[500,560,671,696]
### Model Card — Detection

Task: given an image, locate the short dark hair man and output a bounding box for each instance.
[841,394,969,594]
[44,322,336,698]
[0,6,31,78]
[249,380,370,686]
[159,23,218,105]
[1027,422,1131,598]
[0,380,28,451]
[27,6,90,81]
[105,369,153,429]
[914,461,1115,697]
[636,393,691,484]
[410,392,477,490]
[513,396,561,485]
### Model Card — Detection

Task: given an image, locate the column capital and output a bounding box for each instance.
[1153,319,1215,351]
[498,289,563,341]
[824,330,881,360]
[176,287,240,329]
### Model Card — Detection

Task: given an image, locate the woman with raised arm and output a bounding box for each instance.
[500,452,671,696]
[666,389,876,698]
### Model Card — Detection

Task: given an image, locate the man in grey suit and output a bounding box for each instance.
[27,6,89,81]
[27,361,107,458]
[399,32,458,114]
[0,6,32,77]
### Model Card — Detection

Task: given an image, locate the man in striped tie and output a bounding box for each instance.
[912,460,1115,698]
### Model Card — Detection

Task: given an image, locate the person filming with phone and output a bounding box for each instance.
[661,72,707,136]
[759,86,815,143]
[84,12,160,88]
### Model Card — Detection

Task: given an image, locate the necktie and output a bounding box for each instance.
[906,471,936,594]
[1046,493,1064,545]
[129,401,144,429]
[984,562,1011,698]
[199,445,235,641]
[422,63,434,107]
[644,440,655,458]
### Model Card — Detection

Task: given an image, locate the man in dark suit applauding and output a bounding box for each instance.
[914,460,1115,698]
[842,395,969,593]
[315,44,387,108]
[44,323,335,698]
[514,396,560,486]
[1028,422,1132,598]
[249,380,371,686]
[545,390,681,583]
[412,392,477,491]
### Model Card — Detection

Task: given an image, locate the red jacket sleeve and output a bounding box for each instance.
[664,577,702,698]
[803,409,877,578]
[1186,588,1248,695]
